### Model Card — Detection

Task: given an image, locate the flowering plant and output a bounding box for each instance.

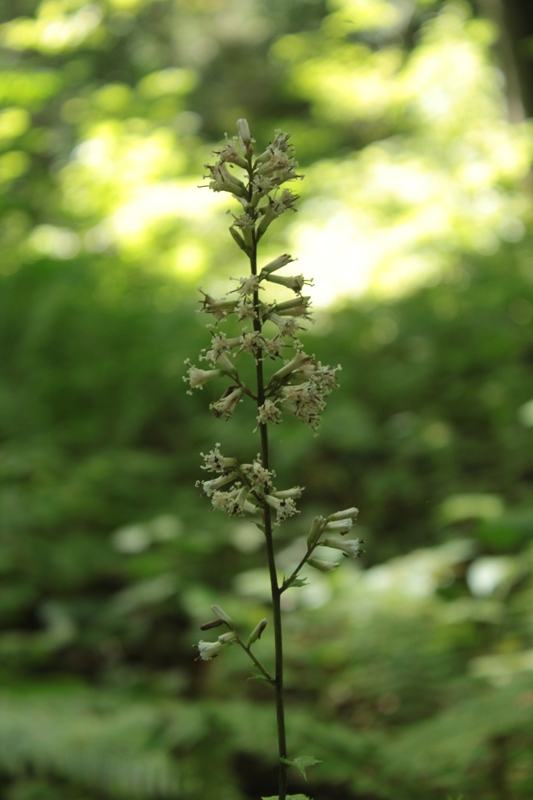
[185,119,363,800]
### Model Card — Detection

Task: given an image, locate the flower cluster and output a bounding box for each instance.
[302,507,364,573]
[187,123,362,715]
[197,445,300,524]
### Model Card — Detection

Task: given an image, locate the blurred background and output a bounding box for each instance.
[1,0,533,798]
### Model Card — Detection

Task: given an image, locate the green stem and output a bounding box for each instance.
[234,636,275,685]
[281,545,317,593]
[247,159,288,800]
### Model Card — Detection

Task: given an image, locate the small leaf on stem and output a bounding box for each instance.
[280,756,322,781]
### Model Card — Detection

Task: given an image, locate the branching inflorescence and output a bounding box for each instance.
[185,119,363,800]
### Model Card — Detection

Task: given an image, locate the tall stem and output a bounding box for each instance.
[250,231,288,800]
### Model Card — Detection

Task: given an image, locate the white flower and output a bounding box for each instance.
[241,459,275,492]
[265,493,299,524]
[196,471,237,496]
[204,161,246,196]
[199,291,239,321]
[261,336,285,359]
[256,400,282,427]
[271,486,303,500]
[237,118,252,147]
[196,640,225,660]
[211,486,254,517]
[272,296,312,318]
[267,313,303,338]
[233,274,264,296]
[213,137,247,168]
[200,444,237,473]
[196,630,237,661]
[210,387,244,420]
[307,515,328,547]
[184,360,223,392]
[261,254,294,275]
[269,351,314,384]
[325,519,353,534]
[202,333,241,364]
[238,331,262,357]
[307,558,340,572]
[265,273,312,294]
[236,297,257,321]
[321,538,364,558]
[328,507,359,522]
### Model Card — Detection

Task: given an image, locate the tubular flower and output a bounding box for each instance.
[265,272,312,294]
[280,382,326,432]
[269,351,315,384]
[236,297,257,321]
[183,360,223,393]
[241,460,275,492]
[199,291,239,321]
[196,471,238,496]
[233,274,264,296]
[307,558,340,572]
[272,296,312,318]
[257,191,299,238]
[213,137,248,169]
[261,335,285,359]
[204,162,246,196]
[325,519,353,534]
[261,254,294,275]
[196,630,237,661]
[264,493,300,525]
[202,333,241,365]
[329,507,359,522]
[267,313,304,338]
[211,486,257,517]
[256,400,282,427]
[200,444,237,473]
[320,538,365,558]
[210,387,244,420]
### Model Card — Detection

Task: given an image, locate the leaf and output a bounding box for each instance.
[284,576,308,589]
[262,796,312,800]
[280,755,322,780]
[247,672,270,682]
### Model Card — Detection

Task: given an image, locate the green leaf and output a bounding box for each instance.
[280,755,322,780]
[247,672,270,682]
[284,576,308,589]
[262,796,312,800]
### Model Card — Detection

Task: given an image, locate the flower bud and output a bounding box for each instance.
[320,538,364,558]
[307,515,327,548]
[271,487,304,500]
[268,352,314,384]
[237,118,252,147]
[307,558,340,572]
[210,386,244,420]
[247,618,268,646]
[261,254,294,275]
[215,352,238,377]
[325,519,353,535]
[328,508,359,522]
[200,618,225,631]
[211,604,234,628]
